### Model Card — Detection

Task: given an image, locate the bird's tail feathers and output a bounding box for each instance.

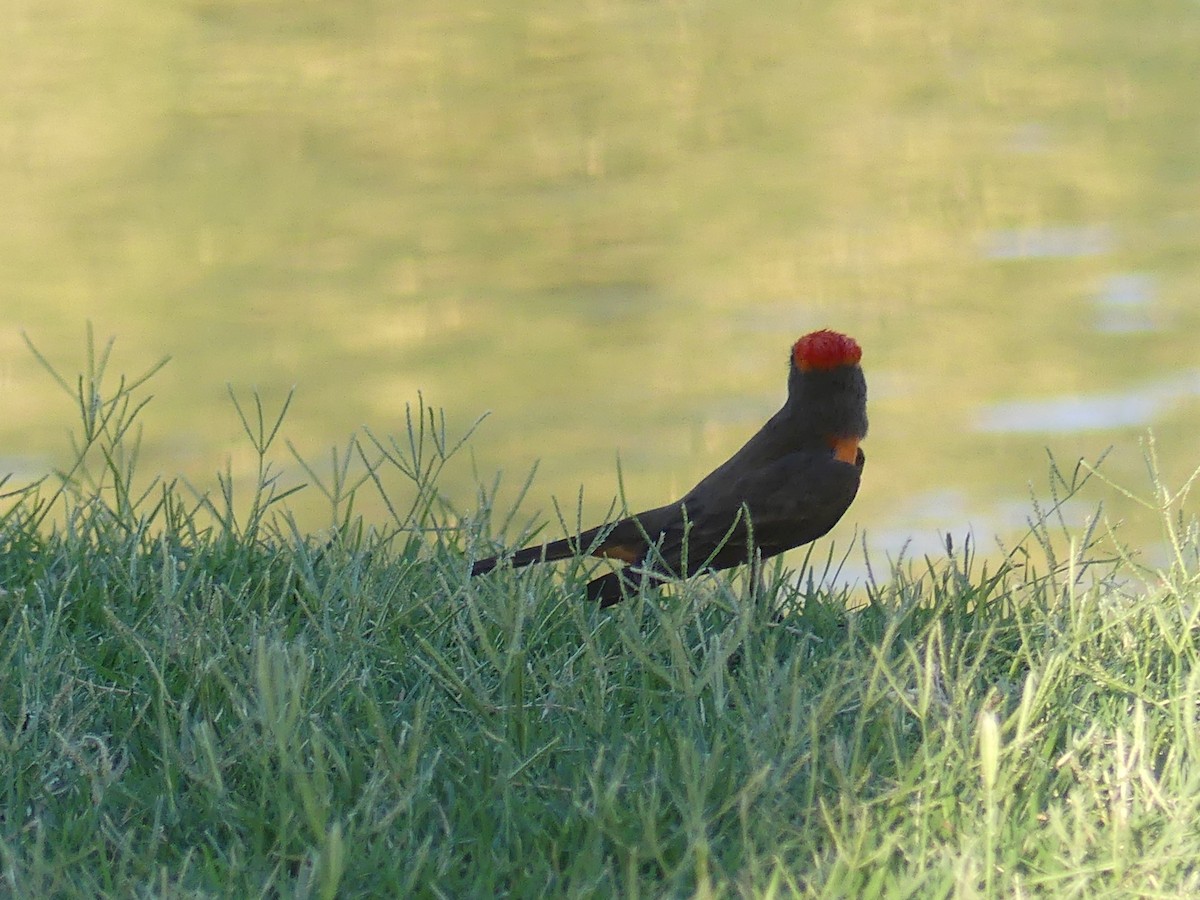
[470,524,608,576]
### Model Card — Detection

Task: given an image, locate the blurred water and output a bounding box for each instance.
[1,2,1198,584]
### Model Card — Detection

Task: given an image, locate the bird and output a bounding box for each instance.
[470,329,868,606]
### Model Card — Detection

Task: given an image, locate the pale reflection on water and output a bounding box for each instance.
[982,224,1113,261]
[1093,273,1158,335]
[976,372,1200,434]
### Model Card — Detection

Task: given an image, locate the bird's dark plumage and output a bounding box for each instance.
[471,329,868,606]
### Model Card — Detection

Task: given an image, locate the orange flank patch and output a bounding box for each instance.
[596,543,640,563]
[831,436,860,464]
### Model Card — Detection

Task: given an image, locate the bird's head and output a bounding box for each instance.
[791,329,862,373]
[787,329,869,459]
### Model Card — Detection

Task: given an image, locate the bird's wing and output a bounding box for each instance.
[590,502,686,564]
[732,449,864,557]
[668,448,863,572]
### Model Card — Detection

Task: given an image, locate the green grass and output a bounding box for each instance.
[2,335,1198,898]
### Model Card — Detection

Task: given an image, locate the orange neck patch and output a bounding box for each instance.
[830,436,860,464]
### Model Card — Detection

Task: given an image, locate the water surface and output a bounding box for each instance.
[2,1,1198,583]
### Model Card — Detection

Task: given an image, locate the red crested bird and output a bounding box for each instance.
[471,329,868,606]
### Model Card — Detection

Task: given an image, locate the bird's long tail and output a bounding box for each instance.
[470,526,604,576]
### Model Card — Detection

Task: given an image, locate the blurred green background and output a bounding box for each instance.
[3,0,1198,573]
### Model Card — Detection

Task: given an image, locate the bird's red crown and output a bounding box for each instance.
[792,330,862,372]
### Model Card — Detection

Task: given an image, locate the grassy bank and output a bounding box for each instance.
[2,339,1198,898]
